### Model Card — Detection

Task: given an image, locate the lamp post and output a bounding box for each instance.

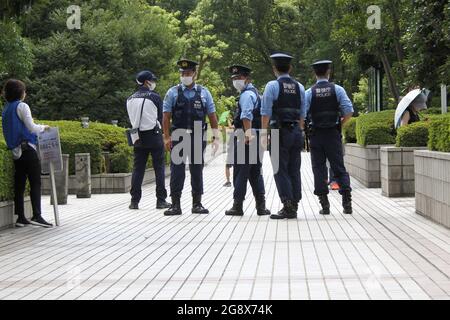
[81,117,89,129]
[442,84,448,114]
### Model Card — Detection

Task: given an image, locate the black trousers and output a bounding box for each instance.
[310,128,352,196]
[14,148,42,218]
[131,132,168,203]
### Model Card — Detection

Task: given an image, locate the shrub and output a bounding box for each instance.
[0,140,14,202]
[110,143,133,173]
[356,110,396,146]
[396,122,430,147]
[60,132,103,175]
[343,118,357,143]
[428,114,450,152]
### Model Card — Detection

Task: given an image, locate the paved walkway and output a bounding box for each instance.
[0,152,449,300]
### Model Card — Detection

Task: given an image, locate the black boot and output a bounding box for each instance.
[225,200,244,216]
[255,196,271,216]
[318,195,330,215]
[192,194,209,214]
[156,199,171,210]
[270,200,297,220]
[342,191,353,214]
[164,197,182,216]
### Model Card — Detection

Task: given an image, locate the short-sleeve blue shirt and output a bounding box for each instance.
[163,84,216,114]
[305,79,354,117]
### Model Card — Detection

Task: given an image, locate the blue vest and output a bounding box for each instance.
[2,100,38,150]
[272,78,301,123]
[234,86,262,130]
[172,85,207,130]
[309,82,340,129]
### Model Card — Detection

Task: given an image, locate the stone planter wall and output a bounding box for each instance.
[42,167,169,195]
[414,150,450,228]
[344,144,393,188]
[0,198,32,230]
[380,147,427,197]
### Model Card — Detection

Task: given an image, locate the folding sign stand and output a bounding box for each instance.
[38,127,63,227]
[49,162,60,226]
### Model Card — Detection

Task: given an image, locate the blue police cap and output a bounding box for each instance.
[177,59,199,71]
[270,51,294,65]
[136,70,157,86]
[228,65,252,78]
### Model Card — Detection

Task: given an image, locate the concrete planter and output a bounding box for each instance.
[414,150,450,228]
[42,167,169,195]
[380,147,427,197]
[344,143,394,188]
[0,198,32,231]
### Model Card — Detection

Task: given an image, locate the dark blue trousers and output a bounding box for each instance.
[131,132,167,203]
[170,133,206,198]
[310,128,352,196]
[233,133,265,201]
[270,126,303,203]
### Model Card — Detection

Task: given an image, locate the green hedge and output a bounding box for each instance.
[60,132,104,175]
[343,117,357,143]
[356,110,396,146]
[110,143,133,174]
[428,114,450,152]
[0,140,14,202]
[396,121,430,147]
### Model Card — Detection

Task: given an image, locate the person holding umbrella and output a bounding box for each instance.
[395,89,429,129]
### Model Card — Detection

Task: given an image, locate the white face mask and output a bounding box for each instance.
[148,82,156,91]
[233,80,246,92]
[180,76,194,86]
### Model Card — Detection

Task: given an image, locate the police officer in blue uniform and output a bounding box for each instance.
[127,71,171,210]
[163,59,220,216]
[305,60,354,215]
[261,52,306,220]
[225,65,271,217]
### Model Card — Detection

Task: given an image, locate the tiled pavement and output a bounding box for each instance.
[0,152,449,300]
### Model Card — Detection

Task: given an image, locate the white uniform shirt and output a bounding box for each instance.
[12,102,46,160]
[126,90,161,131]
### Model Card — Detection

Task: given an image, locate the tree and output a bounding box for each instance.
[24,0,183,125]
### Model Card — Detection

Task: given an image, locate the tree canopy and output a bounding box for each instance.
[0,0,448,123]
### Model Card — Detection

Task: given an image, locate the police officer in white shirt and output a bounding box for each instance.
[127,71,171,210]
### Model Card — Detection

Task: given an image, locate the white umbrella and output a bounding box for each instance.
[395,89,428,129]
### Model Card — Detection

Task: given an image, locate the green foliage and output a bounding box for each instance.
[352,77,369,114]
[0,140,14,202]
[428,114,450,152]
[396,121,430,147]
[356,110,396,146]
[110,143,133,173]
[342,118,357,143]
[59,131,103,175]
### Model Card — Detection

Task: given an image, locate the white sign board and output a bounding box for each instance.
[38,127,63,174]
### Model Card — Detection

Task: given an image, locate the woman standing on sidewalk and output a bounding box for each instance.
[1,79,53,228]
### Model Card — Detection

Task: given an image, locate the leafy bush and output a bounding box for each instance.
[0,140,14,202]
[356,110,396,146]
[428,114,450,152]
[110,144,133,173]
[59,132,103,175]
[396,121,430,147]
[343,117,357,143]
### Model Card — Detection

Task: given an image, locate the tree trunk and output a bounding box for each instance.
[380,50,400,103]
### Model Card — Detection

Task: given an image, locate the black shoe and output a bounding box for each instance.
[192,194,209,214]
[223,182,232,188]
[319,195,331,215]
[156,200,171,210]
[30,216,53,228]
[342,191,353,214]
[225,200,244,216]
[270,201,297,220]
[15,216,31,228]
[129,202,139,210]
[255,197,271,216]
[164,197,182,216]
